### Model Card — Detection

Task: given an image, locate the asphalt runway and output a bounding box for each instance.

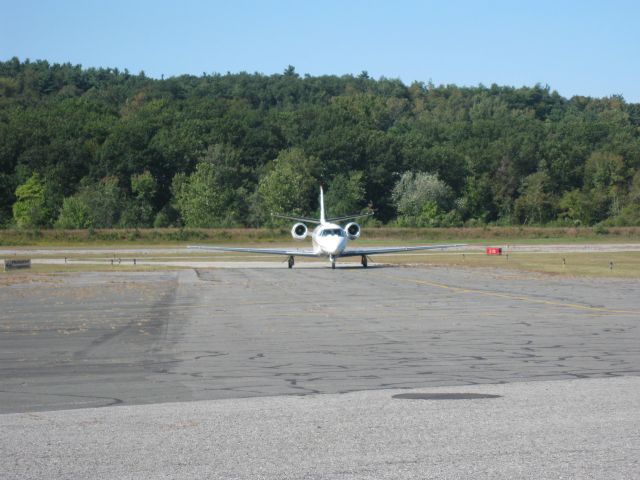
[1,265,639,478]
[1,266,638,413]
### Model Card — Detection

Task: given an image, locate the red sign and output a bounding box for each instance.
[486,247,502,255]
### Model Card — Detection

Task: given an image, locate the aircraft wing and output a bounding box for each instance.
[188,245,320,257]
[339,244,467,257]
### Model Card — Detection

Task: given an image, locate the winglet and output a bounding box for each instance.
[319,186,326,224]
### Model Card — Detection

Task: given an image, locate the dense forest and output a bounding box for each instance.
[1,57,639,229]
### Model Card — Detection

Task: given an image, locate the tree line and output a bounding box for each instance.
[1,57,639,229]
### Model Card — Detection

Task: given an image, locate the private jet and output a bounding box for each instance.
[189,187,465,269]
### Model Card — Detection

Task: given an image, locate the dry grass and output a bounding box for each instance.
[2,226,640,246]
[0,251,635,279]
[2,235,639,279]
[381,251,640,278]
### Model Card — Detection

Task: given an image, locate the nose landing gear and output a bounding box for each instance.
[330,255,336,270]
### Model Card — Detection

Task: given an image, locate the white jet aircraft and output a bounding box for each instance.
[189,187,465,269]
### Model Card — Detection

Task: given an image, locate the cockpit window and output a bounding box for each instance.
[320,229,345,237]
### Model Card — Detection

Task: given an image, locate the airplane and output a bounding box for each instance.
[189,187,465,269]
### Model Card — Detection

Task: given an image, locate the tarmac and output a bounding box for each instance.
[1,263,639,478]
[2,377,639,479]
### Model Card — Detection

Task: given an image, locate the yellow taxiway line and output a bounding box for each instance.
[375,273,638,316]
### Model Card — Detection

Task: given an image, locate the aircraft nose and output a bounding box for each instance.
[328,238,346,255]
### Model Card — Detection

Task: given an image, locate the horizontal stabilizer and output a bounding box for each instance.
[327,212,374,223]
[271,213,321,224]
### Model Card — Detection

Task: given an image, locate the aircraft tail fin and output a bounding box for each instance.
[320,186,326,224]
[271,186,331,225]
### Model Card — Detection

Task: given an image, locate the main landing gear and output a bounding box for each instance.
[288,256,295,269]
[361,255,368,268]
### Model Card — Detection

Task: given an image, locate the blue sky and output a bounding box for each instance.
[2,0,639,101]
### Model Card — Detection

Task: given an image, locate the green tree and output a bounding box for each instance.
[120,170,157,227]
[627,171,640,204]
[0,173,16,226]
[324,171,366,217]
[391,172,455,227]
[460,175,495,223]
[392,172,453,216]
[55,196,93,229]
[584,151,625,190]
[414,201,440,227]
[601,171,640,226]
[54,177,124,229]
[12,173,47,228]
[609,202,640,226]
[558,189,592,225]
[172,164,232,227]
[514,171,556,224]
[584,151,626,219]
[2,58,640,228]
[87,177,124,228]
[131,170,157,202]
[256,148,320,225]
[171,145,243,227]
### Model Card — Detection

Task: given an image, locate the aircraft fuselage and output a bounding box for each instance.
[311,223,348,258]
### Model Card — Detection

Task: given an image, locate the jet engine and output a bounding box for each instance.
[345,222,361,240]
[291,222,308,240]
